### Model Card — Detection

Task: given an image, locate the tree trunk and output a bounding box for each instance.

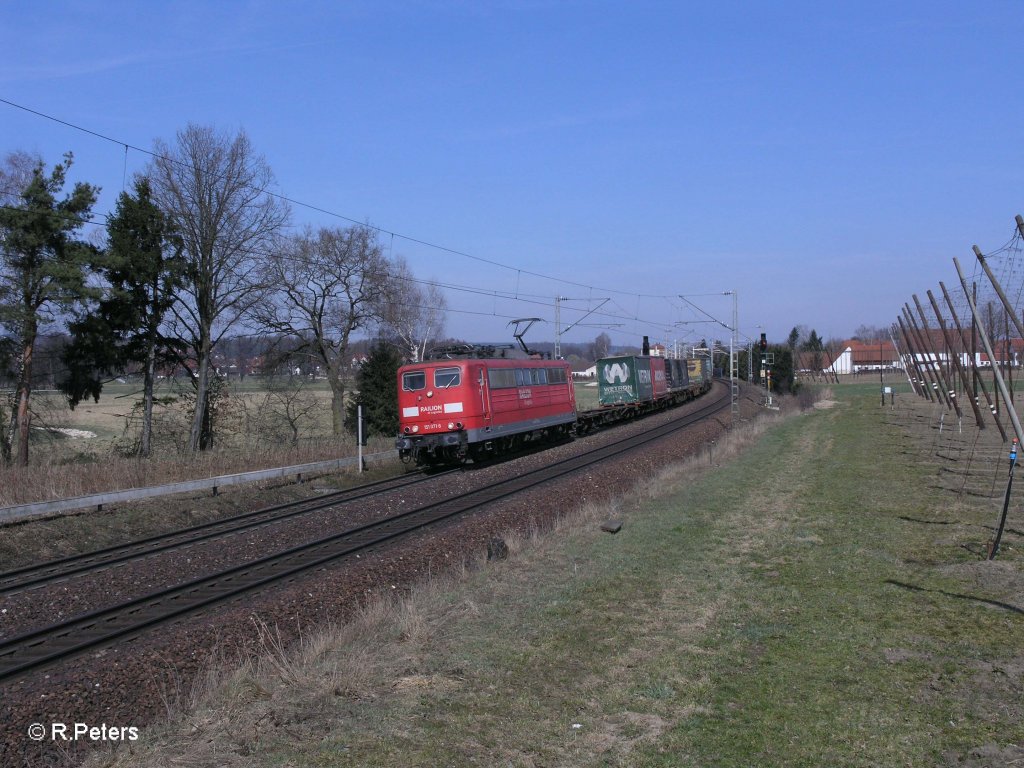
[188,337,212,453]
[325,364,346,436]
[201,396,214,450]
[331,388,346,437]
[13,316,36,467]
[0,400,10,465]
[14,368,32,467]
[141,338,156,458]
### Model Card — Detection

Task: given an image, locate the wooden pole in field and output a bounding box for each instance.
[906,302,953,410]
[913,294,962,418]
[890,323,920,396]
[954,257,1024,447]
[901,308,938,402]
[973,243,1024,342]
[940,281,1007,441]
[928,289,984,428]
[896,316,929,400]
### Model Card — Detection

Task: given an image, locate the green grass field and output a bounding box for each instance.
[574,378,601,410]
[97,384,1023,767]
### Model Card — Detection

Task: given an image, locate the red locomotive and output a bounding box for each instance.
[395,348,576,466]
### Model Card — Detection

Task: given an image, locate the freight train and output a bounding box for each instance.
[395,341,711,466]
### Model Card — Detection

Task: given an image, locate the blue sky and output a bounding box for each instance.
[2,1,1022,351]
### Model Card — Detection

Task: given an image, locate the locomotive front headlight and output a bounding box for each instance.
[447,422,455,430]
[412,425,419,433]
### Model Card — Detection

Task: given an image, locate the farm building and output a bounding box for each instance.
[827,340,901,374]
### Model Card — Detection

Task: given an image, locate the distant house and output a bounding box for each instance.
[847,342,897,374]
[573,363,596,379]
[889,328,1024,371]
[800,340,900,375]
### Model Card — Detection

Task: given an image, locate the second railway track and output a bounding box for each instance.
[0,386,729,685]
[0,469,446,597]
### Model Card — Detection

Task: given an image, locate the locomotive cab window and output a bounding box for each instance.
[434,367,461,388]
[402,371,426,391]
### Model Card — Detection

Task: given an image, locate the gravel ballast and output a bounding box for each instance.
[2,383,769,767]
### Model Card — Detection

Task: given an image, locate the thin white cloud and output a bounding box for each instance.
[0,40,320,84]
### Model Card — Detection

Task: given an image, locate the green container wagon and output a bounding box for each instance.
[597,355,654,405]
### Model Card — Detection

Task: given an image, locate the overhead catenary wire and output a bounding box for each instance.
[0,200,679,338]
[0,97,686,301]
[0,97,725,345]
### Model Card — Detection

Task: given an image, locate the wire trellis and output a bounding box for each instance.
[888,215,1024,559]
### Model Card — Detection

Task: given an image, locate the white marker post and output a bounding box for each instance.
[357,404,364,473]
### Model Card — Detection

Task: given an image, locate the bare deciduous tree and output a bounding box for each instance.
[853,324,886,342]
[377,256,447,362]
[253,224,387,436]
[235,374,320,447]
[148,124,289,452]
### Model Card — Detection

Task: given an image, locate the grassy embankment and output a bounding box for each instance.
[73,383,1023,766]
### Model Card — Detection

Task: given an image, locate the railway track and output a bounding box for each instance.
[0,470,446,597]
[0,386,729,684]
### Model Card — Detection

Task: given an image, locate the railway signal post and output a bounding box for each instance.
[759,333,777,410]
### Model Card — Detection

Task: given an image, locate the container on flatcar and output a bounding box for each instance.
[664,358,690,391]
[650,357,669,398]
[686,357,710,384]
[597,355,654,406]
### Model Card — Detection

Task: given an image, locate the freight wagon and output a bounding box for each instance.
[573,353,711,433]
[686,357,710,385]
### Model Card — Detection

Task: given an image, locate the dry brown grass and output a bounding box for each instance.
[0,437,392,508]
[85,411,788,768]
[60,384,1024,767]
[0,379,389,508]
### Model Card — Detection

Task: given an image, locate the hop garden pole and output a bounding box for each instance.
[927,289,984,428]
[939,281,1006,441]
[954,258,1024,445]
[955,256,1024,559]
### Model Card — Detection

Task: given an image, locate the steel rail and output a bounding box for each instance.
[0,386,728,684]
[0,470,447,596]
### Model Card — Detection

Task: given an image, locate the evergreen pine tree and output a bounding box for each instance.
[60,177,186,456]
[0,152,98,465]
[345,341,402,438]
